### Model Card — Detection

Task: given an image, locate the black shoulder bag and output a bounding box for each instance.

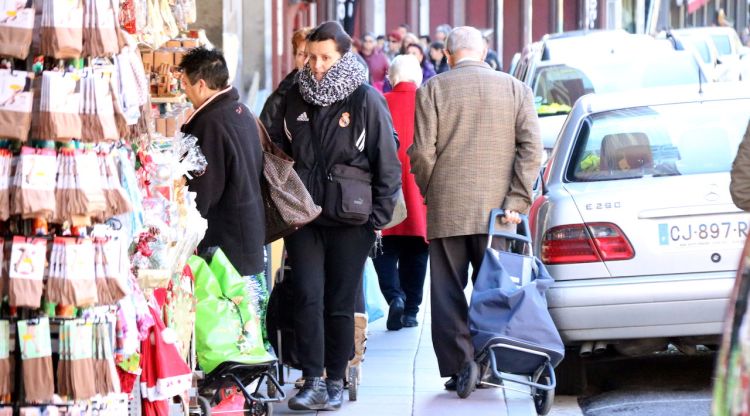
[308,107,373,226]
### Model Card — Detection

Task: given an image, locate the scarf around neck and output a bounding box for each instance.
[297,52,368,107]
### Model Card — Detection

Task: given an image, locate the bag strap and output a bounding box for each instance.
[254,116,293,161]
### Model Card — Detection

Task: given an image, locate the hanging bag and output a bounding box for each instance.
[41,0,84,59]
[8,237,47,308]
[0,320,10,397]
[0,69,33,142]
[0,0,34,59]
[254,119,321,243]
[17,317,54,403]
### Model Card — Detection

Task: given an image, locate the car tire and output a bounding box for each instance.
[554,349,587,395]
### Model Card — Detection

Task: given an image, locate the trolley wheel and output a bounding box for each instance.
[456,361,478,399]
[533,377,555,416]
[246,400,273,416]
[196,395,212,416]
[348,366,359,401]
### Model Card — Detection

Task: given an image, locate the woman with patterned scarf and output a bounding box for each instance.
[271,21,402,411]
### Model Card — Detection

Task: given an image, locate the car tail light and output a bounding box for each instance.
[541,223,634,265]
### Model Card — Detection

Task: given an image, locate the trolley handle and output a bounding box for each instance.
[487,208,532,249]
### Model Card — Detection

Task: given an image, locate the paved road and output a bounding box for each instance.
[577,352,715,416]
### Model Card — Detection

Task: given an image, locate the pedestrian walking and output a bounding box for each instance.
[429,41,450,74]
[407,26,542,390]
[360,32,390,92]
[405,43,437,83]
[271,21,401,412]
[179,47,266,278]
[372,54,429,331]
[260,27,311,135]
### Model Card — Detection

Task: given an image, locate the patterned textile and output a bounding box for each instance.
[297,52,367,107]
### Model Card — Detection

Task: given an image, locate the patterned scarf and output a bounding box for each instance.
[297,52,368,107]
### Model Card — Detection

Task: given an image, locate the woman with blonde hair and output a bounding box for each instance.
[373,54,429,330]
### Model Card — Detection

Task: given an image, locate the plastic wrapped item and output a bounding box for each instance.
[0,69,34,141]
[8,236,47,308]
[0,320,10,397]
[171,132,206,179]
[0,0,34,59]
[11,147,57,219]
[17,317,54,403]
[38,71,82,141]
[40,0,84,59]
[0,150,12,220]
[83,0,119,57]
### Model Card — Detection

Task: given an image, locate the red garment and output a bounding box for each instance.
[382,82,428,241]
[140,305,192,416]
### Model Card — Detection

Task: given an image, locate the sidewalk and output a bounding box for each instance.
[273,297,539,415]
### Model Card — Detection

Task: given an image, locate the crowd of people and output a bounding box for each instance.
[180,19,541,413]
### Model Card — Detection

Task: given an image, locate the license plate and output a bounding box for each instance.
[658,219,749,247]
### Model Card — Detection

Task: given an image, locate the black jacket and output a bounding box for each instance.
[182,87,265,276]
[274,83,401,229]
[260,69,297,136]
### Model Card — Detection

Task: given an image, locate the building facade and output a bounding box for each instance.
[221,0,748,111]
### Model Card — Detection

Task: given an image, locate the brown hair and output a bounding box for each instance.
[292,27,313,54]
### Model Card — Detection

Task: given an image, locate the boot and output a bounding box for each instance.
[288,377,328,411]
[350,312,368,366]
[387,297,405,330]
[324,378,345,411]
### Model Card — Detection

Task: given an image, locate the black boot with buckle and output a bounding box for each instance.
[325,378,345,411]
[288,377,329,411]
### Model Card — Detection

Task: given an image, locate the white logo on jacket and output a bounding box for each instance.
[297,112,309,122]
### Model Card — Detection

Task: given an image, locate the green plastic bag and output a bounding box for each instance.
[189,251,274,374]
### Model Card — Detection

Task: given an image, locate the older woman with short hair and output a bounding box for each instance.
[373,54,430,331]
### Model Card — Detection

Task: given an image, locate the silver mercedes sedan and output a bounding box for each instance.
[530,83,750,393]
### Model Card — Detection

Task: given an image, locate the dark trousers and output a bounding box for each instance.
[284,224,375,380]
[429,234,505,377]
[372,236,429,316]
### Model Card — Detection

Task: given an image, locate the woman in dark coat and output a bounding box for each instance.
[271,21,401,412]
[372,54,430,330]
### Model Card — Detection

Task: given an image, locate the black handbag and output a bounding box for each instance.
[255,119,321,244]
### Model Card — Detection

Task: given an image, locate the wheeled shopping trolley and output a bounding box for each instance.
[462,209,565,415]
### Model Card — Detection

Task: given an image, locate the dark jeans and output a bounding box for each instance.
[372,236,429,316]
[284,224,375,380]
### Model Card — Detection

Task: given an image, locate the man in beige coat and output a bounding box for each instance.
[407,26,542,396]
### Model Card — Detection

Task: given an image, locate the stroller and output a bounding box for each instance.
[462,209,564,416]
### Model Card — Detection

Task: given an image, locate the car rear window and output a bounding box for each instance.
[533,66,595,116]
[567,100,750,182]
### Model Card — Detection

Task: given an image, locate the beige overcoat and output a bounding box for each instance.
[407,59,542,240]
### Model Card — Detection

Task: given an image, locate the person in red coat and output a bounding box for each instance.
[373,54,429,330]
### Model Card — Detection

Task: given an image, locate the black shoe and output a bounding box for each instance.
[387,298,404,331]
[456,361,478,399]
[444,375,458,391]
[402,314,418,327]
[324,378,344,411]
[288,377,328,411]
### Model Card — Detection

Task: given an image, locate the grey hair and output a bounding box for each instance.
[388,54,423,87]
[445,26,484,55]
[436,24,452,35]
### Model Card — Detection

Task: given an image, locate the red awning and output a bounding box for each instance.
[687,0,710,13]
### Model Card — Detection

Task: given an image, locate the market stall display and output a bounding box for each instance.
[0,1,234,415]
